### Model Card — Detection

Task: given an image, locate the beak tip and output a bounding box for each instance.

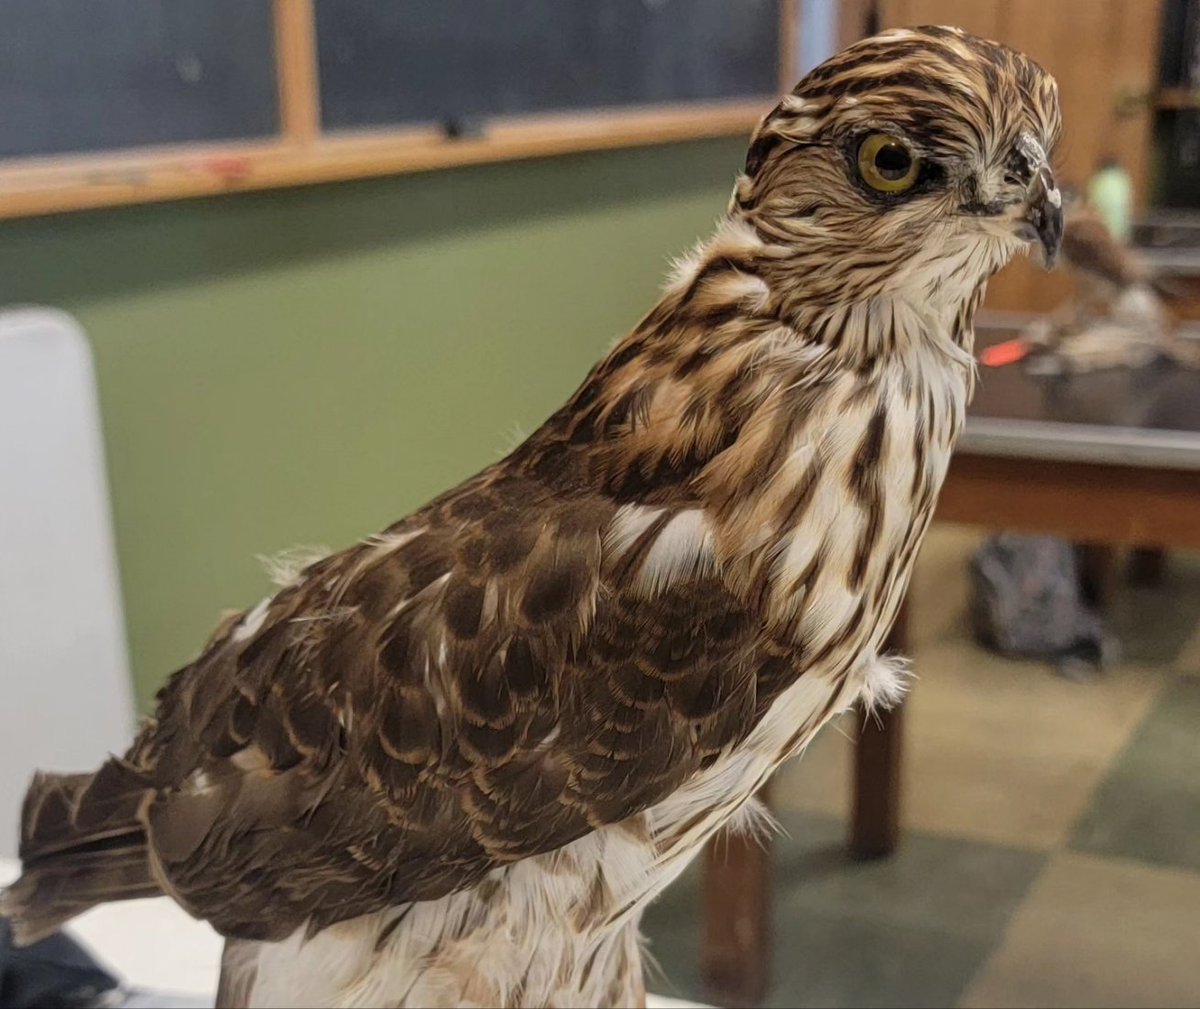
[1033,187,1063,270]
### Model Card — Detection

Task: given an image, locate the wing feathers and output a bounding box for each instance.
[7,324,810,943]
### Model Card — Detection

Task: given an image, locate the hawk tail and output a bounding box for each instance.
[1,762,159,946]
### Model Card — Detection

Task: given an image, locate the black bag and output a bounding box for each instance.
[0,918,120,1009]
[969,533,1115,673]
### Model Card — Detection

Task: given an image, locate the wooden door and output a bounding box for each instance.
[875,0,1165,312]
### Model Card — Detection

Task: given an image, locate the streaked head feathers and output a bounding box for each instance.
[736,25,1062,304]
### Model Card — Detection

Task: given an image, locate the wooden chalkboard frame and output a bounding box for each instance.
[0,0,797,220]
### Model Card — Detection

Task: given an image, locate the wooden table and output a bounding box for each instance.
[701,315,1200,1007]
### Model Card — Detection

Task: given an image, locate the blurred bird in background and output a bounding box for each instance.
[1013,187,1200,375]
[1063,188,1167,327]
[2,26,1062,1009]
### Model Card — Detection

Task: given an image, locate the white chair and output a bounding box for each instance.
[0,307,134,859]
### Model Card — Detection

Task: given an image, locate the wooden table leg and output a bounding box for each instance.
[700,783,772,1008]
[851,702,904,859]
[1078,543,1120,609]
[850,601,909,859]
[1127,547,1167,587]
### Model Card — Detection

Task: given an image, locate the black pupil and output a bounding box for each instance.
[874,142,912,180]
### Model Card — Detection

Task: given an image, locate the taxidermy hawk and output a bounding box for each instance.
[1015,194,1198,375]
[3,26,1062,1009]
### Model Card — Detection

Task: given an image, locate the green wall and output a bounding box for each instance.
[0,137,745,707]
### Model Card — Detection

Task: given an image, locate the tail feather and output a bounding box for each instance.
[1,844,160,946]
[21,761,149,856]
[1,762,160,946]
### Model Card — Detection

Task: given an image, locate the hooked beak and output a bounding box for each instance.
[1021,163,1063,268]
[1012,133,1063,268]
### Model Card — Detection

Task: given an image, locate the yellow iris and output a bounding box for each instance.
[857,134,922,193]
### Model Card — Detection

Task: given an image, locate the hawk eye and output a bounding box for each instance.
[857,134,922,193]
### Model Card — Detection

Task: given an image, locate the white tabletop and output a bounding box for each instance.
[2,860,705,1007]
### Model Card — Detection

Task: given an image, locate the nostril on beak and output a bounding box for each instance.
[1009,132,1062,267]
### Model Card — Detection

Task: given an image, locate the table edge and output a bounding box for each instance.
[960,416,1200,471]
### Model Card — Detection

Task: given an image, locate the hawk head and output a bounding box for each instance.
[735,25,1063,307]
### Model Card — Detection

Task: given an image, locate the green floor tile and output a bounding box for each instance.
[1071,677,1200,874]
[641,811,1046,1009]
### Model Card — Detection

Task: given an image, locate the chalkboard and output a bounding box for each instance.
[0,0,279,160]
[316,0,781,132]
[1158,0,1200,88]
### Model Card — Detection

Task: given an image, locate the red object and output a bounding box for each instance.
[201,156,252,182]
[979,338,1032,367]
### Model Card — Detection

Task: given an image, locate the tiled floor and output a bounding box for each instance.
[641,527,1200,1008]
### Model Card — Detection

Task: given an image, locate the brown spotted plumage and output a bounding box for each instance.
[3,26,1063,1008]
